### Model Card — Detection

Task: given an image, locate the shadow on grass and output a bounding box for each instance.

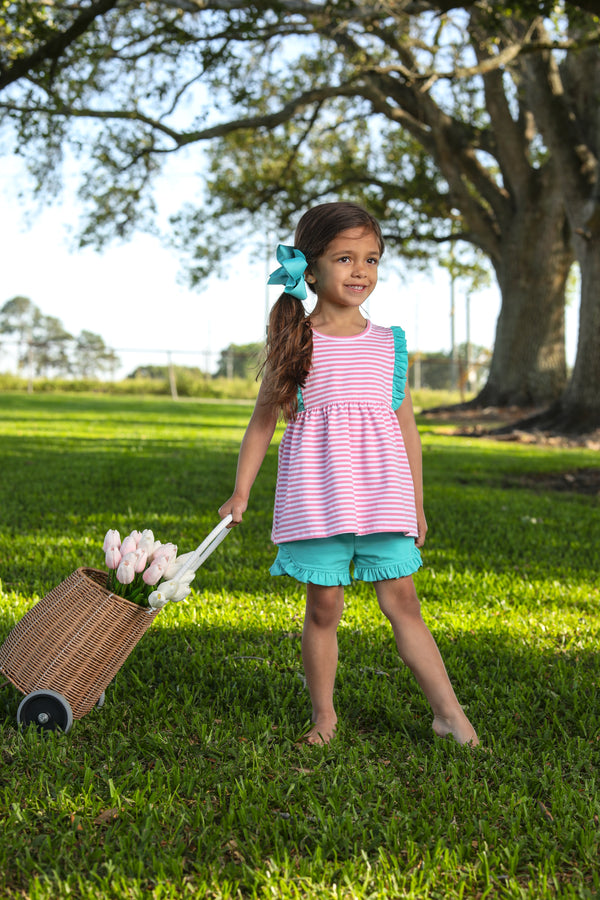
[1,618,598,899]
[1,448,598,599]
[2,404,599,596]
[3,618,597,749]
[142,621,600,744]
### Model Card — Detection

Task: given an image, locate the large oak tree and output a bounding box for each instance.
[1,1,598,427]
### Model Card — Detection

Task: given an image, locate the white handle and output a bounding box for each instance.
[192,514,232,570]
[175,515,233,581]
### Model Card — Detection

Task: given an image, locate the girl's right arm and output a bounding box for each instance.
[218,378,279,525]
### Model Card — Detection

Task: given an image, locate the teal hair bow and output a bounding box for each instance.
[267,244,308,301]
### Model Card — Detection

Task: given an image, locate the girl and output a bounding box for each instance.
[219,201,479,747]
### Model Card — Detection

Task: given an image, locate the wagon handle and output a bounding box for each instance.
[174,514,233,582]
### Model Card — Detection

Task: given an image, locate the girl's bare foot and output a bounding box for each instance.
[300,715,337,745]
[432,712,479,746]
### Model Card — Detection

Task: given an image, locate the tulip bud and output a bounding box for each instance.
[138,530,155,555]
[163,551,194,580]
[142,559,166,585]
[103,529,121,552]
[148,540,161,559]
[155,579,179,600]
[120,535,138,556]
[133,548,148,573]
[105,547,122,570]
[170,583,191,602]
[152,542,178,565]
[178,568,195,586]
[116,552,136,585]
[148,590,169,610]
[158,579,191,602]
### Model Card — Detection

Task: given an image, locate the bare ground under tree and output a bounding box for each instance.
[419,404,600,496]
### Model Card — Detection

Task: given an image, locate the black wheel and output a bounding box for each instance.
[17,689,74,733]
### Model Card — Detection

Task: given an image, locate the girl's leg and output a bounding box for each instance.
[374,576,479,746]
[301,582,345,744]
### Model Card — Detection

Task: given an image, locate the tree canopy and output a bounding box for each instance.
[1,1,599,428]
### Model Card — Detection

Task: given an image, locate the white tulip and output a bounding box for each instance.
[138,529,155,555]
[163,551,195,580]
[148,590,169,610]
[158,579,191,602]
[171,583,191,602]
[178,569,195,586]
[149,540,162,559]
[157,579,180,600]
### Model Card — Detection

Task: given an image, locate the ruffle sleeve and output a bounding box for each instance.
[390,325,408,410]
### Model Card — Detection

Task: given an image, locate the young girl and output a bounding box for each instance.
[219,201,479,747]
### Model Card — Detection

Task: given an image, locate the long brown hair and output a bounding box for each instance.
[263,202,385,420]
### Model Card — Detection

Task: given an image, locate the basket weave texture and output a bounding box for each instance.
[0,567,159,719]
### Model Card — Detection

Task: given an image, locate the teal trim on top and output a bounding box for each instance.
[391,325,408,410]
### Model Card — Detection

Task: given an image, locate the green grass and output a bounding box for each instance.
[0,391,599,899]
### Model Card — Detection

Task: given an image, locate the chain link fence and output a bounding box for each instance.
[1,338,491,398]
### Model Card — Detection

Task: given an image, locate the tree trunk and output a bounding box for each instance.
[511,24,600,432]
[472,189,571,408]
[541,229,600,431]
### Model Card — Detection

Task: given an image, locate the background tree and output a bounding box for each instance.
[127,364,205,380]
[1,2,598,426]
[0,296,38,368]
[0,297,71,376]
[72,330,120,379]
[127,365,173,381]
[0,297,120,379]
[0,0,120,91]
[31,314,73,377]
[214,342,264,380]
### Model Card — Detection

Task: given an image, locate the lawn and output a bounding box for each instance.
[0,392,599,899]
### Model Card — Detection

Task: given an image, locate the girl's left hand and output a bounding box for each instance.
[415,510,428,548]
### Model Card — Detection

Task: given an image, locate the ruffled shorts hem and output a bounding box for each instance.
[354,548,422,582]
[270,541,422,585]
[269,555,352,586]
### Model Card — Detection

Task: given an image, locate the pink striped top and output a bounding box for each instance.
[272,321,418,543]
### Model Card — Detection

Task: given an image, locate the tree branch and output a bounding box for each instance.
[0,0,121,91]
[469,18,534,198]
[0,83,366,148]
[508,17,598,207]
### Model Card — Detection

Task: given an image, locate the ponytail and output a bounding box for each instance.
[261,292,312,421]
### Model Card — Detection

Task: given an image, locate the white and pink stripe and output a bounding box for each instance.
[272,322,418,544]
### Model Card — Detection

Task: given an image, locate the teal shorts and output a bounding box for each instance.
[270,532,422,586]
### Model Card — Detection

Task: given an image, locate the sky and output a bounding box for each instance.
[0,152,579,380]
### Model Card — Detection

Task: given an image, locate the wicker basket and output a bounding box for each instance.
[0,567,159,719]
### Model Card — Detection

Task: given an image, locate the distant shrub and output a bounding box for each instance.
[1,371,469,407]
[0,371,261,401]
[0,373,24,391]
